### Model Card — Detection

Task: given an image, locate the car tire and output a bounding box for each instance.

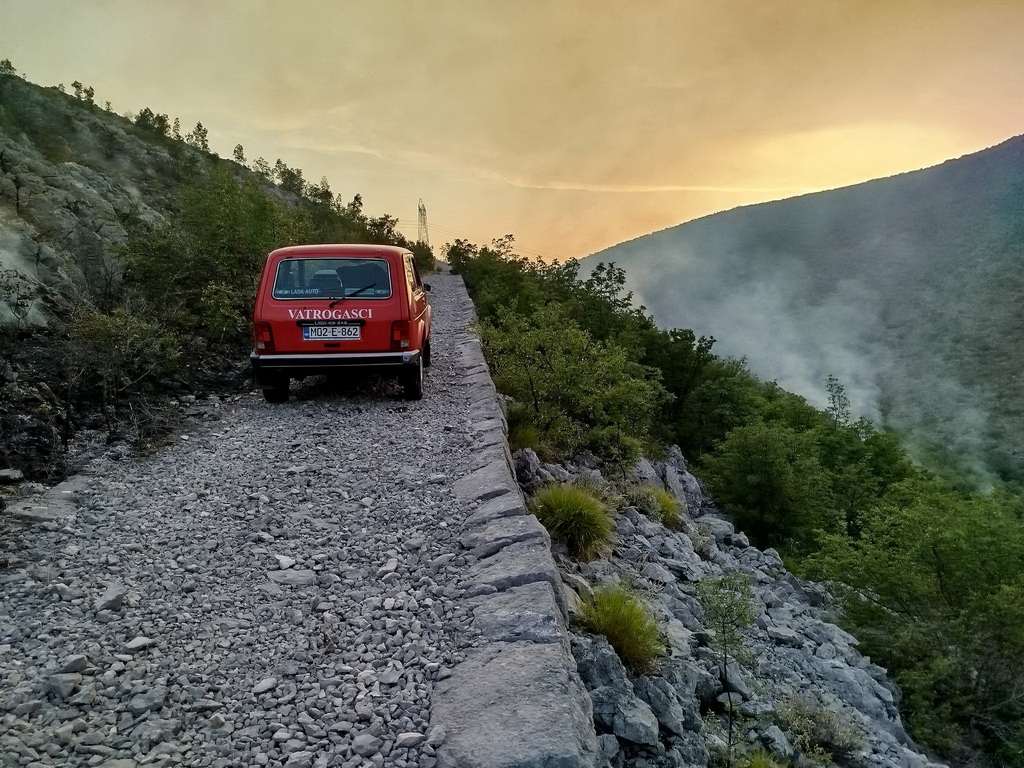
[423,338,432,368]
[263,378,290,403]
[401,357,424,401]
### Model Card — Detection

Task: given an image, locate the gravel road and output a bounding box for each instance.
[1,274,481,768]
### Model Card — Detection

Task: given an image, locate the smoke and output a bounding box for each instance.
[620,240,886,420]
[586,186,1018,488]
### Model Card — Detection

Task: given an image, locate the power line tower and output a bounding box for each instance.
[417,198,430,247]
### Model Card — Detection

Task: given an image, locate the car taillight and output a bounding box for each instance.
[391,320,411,350]
[253,322,275,353]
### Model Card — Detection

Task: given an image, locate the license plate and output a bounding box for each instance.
[303,325,361,341]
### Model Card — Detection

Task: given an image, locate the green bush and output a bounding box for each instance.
[580,584,662,674]
[700,419,838,551]
[478,303,665,466]
[529,483,614,561]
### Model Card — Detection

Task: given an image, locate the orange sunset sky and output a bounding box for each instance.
[2,0,1023,260]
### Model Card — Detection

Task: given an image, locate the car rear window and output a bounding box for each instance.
[272,258,393,300]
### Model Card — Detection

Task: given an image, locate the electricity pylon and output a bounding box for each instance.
[417,199,429,247]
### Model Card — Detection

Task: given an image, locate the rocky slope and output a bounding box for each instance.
[0,73,192,309]
[513,448,944,768]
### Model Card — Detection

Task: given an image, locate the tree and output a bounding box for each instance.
[186,121,210,152]
[172,117,181,140]
[232,144,246,164]
[71,80,83,99]
[697,572,755,766]
[273,159,305,195]
[478,303,665,465]
[134,108,170,137]
[825,374,851,427]
[808,478,1024,762]
[701,419,837,549]
[0,58,15,76]
[251,157,271,176]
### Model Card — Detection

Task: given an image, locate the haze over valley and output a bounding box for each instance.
[588,136,1024,484]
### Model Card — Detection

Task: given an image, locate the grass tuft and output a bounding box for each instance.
[529,483,614,560]
[505,401,541,452]
[580,584,663,674]
[623,483,684,529]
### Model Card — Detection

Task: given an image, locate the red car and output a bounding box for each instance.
[251,244,431,402]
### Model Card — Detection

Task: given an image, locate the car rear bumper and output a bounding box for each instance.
[251,350,421,386]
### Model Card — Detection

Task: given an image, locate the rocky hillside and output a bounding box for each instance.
[585,136,1024,486]
[0,73,203,310]
[514,447,942,768]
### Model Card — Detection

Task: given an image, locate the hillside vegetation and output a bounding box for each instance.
[450,237,1024,768]
[586,137,1024,488]
[0,65,432,476]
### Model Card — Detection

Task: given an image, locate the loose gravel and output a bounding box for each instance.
[1,274,481,768]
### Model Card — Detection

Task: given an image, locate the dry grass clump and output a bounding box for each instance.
[580,584,663,674]
[624,483,683,529]
[529,482,614,561]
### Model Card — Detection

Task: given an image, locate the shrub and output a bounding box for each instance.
[777,693,864,767]
[652,486,683,528]
[505,401,541,452]
[580,584,662,674]
[691,522,714,558]
[623,483,683,529]
[529,483,614,561]
[478,303,665,466]
[735,748,790,768]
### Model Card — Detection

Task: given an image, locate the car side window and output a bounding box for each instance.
[404,257,418,296]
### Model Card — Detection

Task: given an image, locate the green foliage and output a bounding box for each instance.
[700,420,838,550]
[529,483,614,561]
[776,693,864,767]
[409,241,436,273]
[733,748,789,768]
[806,477,1024,763]
[504,400,541,452]
[697,572,755,666]
[0,59,16,76]
[134,107,171,137]
[478,303,665,466]
[825,374,851,427]
[579,584,663,674]
[185,121,210,152]
[698,572,755,762]
[59,302,181,433]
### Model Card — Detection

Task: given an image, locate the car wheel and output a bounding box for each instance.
[263,378,290,403]
[423,338,432,368]
[401,356,424,401]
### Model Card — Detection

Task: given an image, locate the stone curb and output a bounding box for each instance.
[430,278,599,768]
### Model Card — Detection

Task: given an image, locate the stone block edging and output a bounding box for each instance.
[430,278,598,768]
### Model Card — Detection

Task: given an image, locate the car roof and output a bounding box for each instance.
[268,244,411,260]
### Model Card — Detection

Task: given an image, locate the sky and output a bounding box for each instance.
[2,0,1024,260]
